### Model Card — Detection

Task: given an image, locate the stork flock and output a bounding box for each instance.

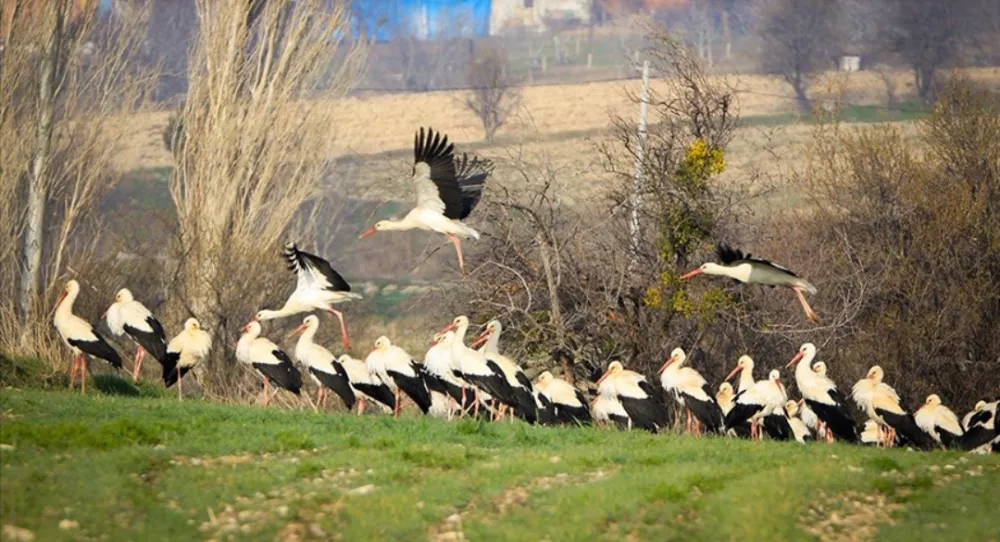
[50,127,997,455]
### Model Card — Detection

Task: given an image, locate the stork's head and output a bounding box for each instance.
[787,342,816,368]
[373,336,391,350]
[769,369,783,392]
[184,318,201,331]
[114,288,134,304]
[472,319,500,348]
[659,347,686,374]
[865,365,884,383]
[811,361,827,375]
[597,361,624,385]
[726,355,753,381]
[680,262,727,280]
[536,371,554,387]
[359,221,389,239]
[974,400,987,412]
[784,399,799,417]
[288,315,318,339]
[57,280,80,306]
[441,315,468,334]
[924,394,942,407]
[241,320,261,336]
[717,381,734,401]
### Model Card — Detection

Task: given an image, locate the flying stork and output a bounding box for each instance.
[680,242,819,322]
[254,243,361,349]
[358,127,494,275]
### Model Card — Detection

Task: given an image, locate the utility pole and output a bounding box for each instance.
[628,60,649,273]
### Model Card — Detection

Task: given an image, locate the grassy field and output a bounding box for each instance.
[2,387,998,541]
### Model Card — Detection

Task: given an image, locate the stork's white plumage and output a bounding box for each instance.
[801,361,829,441]
[104,288,169,383]
[959,400,998,453]
[236,321,302,406]
[659,348,723,435]
[441,316,509,417]
[784,400,813,444]
[596,361,668,433]
[358,128,494,274]
[535,371,591,425]
[365,336,432,417]
[254,243,361,349]
[724,355,757,395]
[53,280,123,393]
[591,394,632,430]
[725,369,785,440]
[423,331,472,418]
[914,394,964,449]
[851,366,933,450]
[289,315,357,411]
[471,320,537,423]
[164,318,212,399]
[336,354,396,414]
[716,382,736,416]
[788,343,858,443]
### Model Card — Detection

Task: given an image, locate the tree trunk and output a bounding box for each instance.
[721,10,731,59]
[915,64,935,102]
[536,231,564,346]
[793,78,811,113]
[18,4,64,328]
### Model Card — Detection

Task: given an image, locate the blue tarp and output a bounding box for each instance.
[352,0,491,41]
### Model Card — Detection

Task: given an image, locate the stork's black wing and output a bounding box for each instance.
[454,152,493,219]
[413,127,461,219]
[715,241,799,277]
[284,243,351,292]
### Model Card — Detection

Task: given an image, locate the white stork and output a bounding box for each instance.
[788,343,858,443]
[596,361,669,433]
[724,355,757,394]
[164,318,212,400]
[591,394,632,430]
[914,394,965,449]
[336,354,396,415]
[365,336,432,417]
[288,315,357,411]
[960,400,998,452]
[725,369,786,440]
[534,371,592,425]
[358,128,494,275]
[801,361,829,441]
[236,321,303,406]
[422,331,473,418]
[253,243,361,349]
[680,242,819,322]
[716,382,736,416]
[103,288,169,383]
[441,316,510,417]
[783,400,813,444]
[471,320,537,423]
[53,280,123,393]
[850,365,933,450]
[658,348,724,435]
[860,419,883,445]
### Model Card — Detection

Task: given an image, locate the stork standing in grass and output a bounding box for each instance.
[680,242,819,322]
[960,400,998,453]
[441,316,511,418]
[850,365,933,450]
[365,336,432,417]
[591,394,632,430]
[914,394,965,450]
[104,288,170,383]
[164,318,212,399]
[659,348,724,435]
[596,361,669,433]
[336,354,396,415]
[725,369,786,440]
[358,128,494,275]
[471,320,537,423]
[534,371,592,425]
[236,321,302,406]
[253,243,361,349]
[784,400,813,444]
[53,280,123,393]
[802,361,830,441]
[422,331,473,418]
[289,315,356,411]
[788,343,858,443]
[725,355,758,395]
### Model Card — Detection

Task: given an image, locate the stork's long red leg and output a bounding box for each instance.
[394,388,401,418]
[80,357,86,394]
[446,234,466,275]
[132,346,146,383]
[357,396,365,416]
[178,372,183,401]
[69,355,78,390]
[460,387,467,417]
[792,287,819,323]
[326,308,351,350]
[473,389,481,417]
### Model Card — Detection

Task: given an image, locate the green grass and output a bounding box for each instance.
[1,390,997,541]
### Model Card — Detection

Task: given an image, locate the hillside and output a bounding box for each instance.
[1,388,998,541]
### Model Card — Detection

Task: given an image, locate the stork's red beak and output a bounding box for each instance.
[786,351,804,369]
[725,365,741,381]
[287,323,308,339]
[596,369,612,385]
[470,330,490,349]
[796,398,804,407]
[358,226,377,239]
[658,355,677,374]
[56,290,68,308]
[440,322,458,334]
[679,268,703,280]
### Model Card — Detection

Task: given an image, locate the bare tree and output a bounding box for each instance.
[756,0,842,112]
[1,1,157,352]
[881,0,974,102]
[464,45,521,143]
[166,0,365,393]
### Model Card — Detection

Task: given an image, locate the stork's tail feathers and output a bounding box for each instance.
[339,292,364,301]
[462,224,480,240]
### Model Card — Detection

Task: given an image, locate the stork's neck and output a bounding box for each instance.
[257,307,297,320]
[480,332,500,355]
[738,365,754,393]
[55,289,78,321]
[451,322,469,357]
[794,352,816,382]
[381,214,423,231]
[703,263,745,280]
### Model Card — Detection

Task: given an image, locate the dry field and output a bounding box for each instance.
[114,67,998,203]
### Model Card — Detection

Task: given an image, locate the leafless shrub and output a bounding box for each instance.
[464,45,521,143]
[0,1,158,359]
[165,0,366,399]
